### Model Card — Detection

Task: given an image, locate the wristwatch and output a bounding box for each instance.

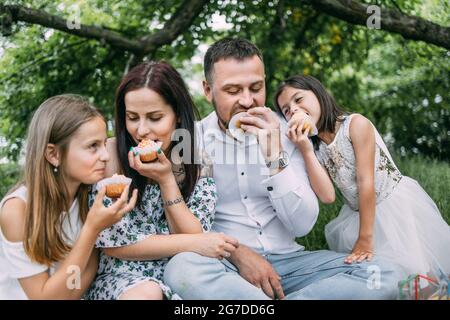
[265,150,290,170]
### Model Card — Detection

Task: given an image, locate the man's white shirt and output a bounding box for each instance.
[196,111,319,255]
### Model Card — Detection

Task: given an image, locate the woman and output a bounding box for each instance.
[85,61,239,300]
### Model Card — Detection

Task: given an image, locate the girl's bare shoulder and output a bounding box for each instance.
[0,197,26,242]
[349,114,374,140]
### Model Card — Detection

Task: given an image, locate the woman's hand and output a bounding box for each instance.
[345,235,374,264]
[192,232,239,260]
[286,115,314,156]
[128,147,174,185]
[85,185,138,234]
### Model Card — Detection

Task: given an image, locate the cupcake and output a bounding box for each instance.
[291,112,318,137]
[96,173,132,198]
[228,112,252,142]
[133,139,163,162]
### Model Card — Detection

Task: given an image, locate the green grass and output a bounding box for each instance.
[297,153,450,250]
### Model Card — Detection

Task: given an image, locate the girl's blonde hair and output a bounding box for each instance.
[23,94,103,266]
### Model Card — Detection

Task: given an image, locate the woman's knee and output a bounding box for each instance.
[119,281,163,300]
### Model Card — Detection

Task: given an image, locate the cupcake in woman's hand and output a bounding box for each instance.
[97,173,132,198]
[133,139,163,162]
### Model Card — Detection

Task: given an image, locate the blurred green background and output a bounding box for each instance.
[1,0,449,250]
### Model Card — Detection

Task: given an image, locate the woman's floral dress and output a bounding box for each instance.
[84,176,217,300]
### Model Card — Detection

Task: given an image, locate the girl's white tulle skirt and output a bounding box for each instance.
[325,176,450,278]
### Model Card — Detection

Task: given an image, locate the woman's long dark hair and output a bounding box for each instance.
[274,75,347,150]
[115,61,200,203]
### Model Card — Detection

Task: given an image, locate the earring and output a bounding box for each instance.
[54,166,58,173]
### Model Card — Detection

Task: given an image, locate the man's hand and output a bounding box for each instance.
[228,245,285,300]
[240,107,282,163]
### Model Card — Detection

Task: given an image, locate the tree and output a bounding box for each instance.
[1,0,449,160]
[2,1,449,52]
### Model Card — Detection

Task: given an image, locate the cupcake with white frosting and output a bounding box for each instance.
[96,173,132,198]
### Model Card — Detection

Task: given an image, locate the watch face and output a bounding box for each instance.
[266,151,289,169]
[279,151,289,168]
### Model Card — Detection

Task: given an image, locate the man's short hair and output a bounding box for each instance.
[204,38,263,84]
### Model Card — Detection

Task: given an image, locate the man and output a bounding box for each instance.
[164,38,401,299]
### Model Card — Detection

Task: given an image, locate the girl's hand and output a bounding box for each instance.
[85,185,138,234]
[128,147,173,184]
[344,236,374,264]
[192,232,239,260]
[286,117,314,155]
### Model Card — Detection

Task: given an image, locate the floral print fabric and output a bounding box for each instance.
[84,177,217,300]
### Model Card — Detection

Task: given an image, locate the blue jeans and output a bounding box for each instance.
[163,249,402,300]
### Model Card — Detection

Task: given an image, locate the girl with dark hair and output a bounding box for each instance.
[274,75,450,279]
[85,61,239,300]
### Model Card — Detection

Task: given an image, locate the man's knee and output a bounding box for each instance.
[168,251,202,267]
[164,252,209,287]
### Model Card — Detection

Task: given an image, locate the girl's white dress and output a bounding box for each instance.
[0,186,81,299]
[315,114,450,278]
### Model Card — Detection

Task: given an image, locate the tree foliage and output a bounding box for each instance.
[1,0,449,160]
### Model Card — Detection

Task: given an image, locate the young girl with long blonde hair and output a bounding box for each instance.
[0,94,137,299]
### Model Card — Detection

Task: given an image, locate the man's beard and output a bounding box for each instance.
[211,97,228,132]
